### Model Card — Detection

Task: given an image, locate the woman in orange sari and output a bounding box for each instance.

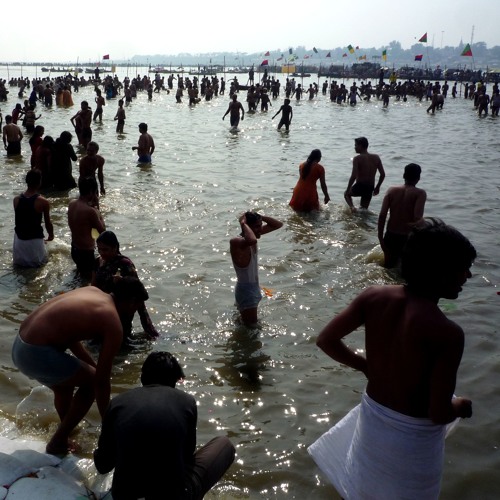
[289,149,330,212]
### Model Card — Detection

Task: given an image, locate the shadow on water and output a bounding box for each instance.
[216,322,271,391]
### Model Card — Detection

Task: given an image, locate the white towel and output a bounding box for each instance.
[308,393,448,500]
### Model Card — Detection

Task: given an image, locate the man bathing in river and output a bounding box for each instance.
[12,279,149,455]
[344,137,385,211]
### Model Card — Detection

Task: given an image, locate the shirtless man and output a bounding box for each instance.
[132,122,155,163]
[79,141,106,195]
[314,219,475,498]
[272,98,293,131]
[344,137,385,211]
[93,89,105,122]
[68,176,105,279]
[2,115,23,156]
[12,279,149,454]
[230,211,283,326]
[70,101,93,148]
[378,163,426,268]
[222,94,245,128]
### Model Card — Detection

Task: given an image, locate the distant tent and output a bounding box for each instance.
[461,43,473,57]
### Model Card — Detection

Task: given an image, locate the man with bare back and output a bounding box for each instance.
[310,219,476,499]
[378,163,427,268]
[344,137,385,211]
[12,278,149,455]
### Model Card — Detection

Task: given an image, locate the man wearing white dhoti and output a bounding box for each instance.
[309,218,476,499]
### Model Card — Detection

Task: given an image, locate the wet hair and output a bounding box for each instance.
[58,131,73,144]
[78,176,98,196]
[96,230,120,251]
[355,136,369,149]
[244,211,262,226]
[140,351,185,387]
[32,125,44,137]
[112,275,149,302]
[87,141,99,152]
[25,169,42,188]
[41,135,55,148]
[301,149,322,180]
[401,218,476,295]
[403,163,421,183]
[139,122,148,131]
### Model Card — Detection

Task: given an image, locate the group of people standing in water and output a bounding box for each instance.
[2,69,480,499]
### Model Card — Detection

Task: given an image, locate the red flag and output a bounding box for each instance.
[418,33,427,43]
[260,59,269,66]
[414,54,423,61]
[264,51,270,56]
[342,53,348,57]
[461,43,473,56]
[326,52,331,58]
[303,54,310,59]
[102,54,110,60]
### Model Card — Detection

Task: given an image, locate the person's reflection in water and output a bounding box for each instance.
[219,326,270,390]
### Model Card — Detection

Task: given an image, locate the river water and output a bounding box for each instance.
[0,66,499,499]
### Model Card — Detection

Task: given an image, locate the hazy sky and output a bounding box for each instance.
[2,0,498,62]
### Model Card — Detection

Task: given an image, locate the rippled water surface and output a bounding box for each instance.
[0,67,499,498]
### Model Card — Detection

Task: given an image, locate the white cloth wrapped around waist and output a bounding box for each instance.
[308,392,455,500]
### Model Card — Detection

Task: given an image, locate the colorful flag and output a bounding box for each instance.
[277,56,283,61]
[342,53,348,57]
[461,43,473,56]
[358,55,366,60]
[348,44,355,54]
[419,33,427,43]
[414,54,423,61]
[260,59,269,66]
[313,47,318,54]
[326,52,331,58]
[289,54,298,62]
[289,48,293,55]
[304,55,310,59]
[355,45,359,50]
[264,51,270,56]
[382,49,387,61]
[102,54,110,60]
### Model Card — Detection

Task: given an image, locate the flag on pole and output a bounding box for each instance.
[102,54,110,60]
[326,52,331,58]
[414,54,423,61]
[313,47,318,54]
[382,49,387,61]
[461,43,473,56]
[348,44,355,54]
[277,56,283,61]
[418,33,427,43]
[264,51,270,56]
[260,59,269,66]
[355,46,359,50]
[304,54,310,59]
[289,48,293,54]
[342,53,348,57]
[358,55,367,60]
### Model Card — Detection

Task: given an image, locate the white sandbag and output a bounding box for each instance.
[0,452,33,489]
[0,436,60,469]
[6,466,88,499]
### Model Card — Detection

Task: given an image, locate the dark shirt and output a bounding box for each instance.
[15,194,43,240]
[94,385,197,500]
